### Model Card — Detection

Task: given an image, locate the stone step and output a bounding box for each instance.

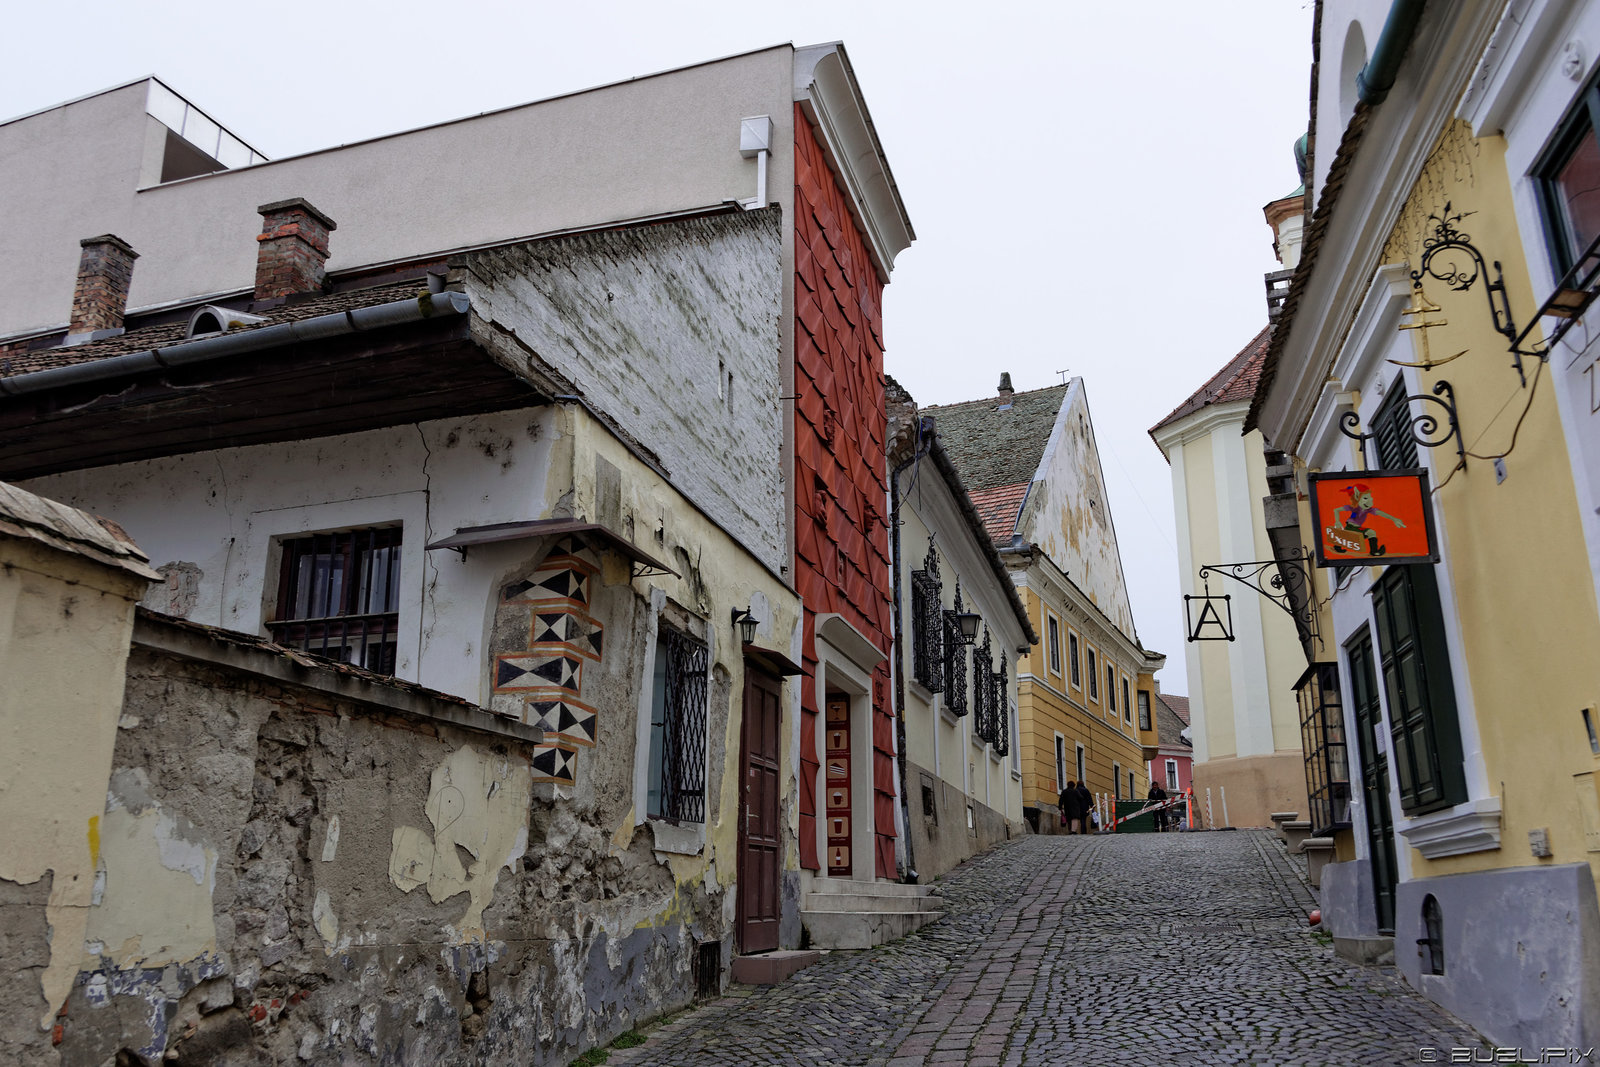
[801,891,943,913]
[799,908,944,950]
[805,878,939,898]
[730,949,822,986]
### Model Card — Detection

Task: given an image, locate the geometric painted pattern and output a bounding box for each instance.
[524,697,597,746]
[530,610,604,661]
[495,652,583,694]
[530,742,578,784]
[492,539,604,786]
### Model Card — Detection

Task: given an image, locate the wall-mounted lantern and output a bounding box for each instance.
[731,606,759,645]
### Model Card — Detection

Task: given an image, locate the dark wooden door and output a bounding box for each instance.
[1348,630,1398,935]
[738,668,782,953]
[824,696,852,875]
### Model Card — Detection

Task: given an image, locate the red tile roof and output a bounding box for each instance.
[1158,692,1190,725]
[968,482,1029,545]
[1149,326,1272,438]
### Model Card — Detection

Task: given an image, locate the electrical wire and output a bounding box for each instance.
[1430,357,1544,494]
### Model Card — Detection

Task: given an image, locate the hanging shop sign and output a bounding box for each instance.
[1307,469,1439,567]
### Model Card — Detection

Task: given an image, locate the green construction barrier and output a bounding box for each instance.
[1113,799,1165,833]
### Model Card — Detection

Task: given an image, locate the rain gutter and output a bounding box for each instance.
[1356,0,1427,106]
[0,290,470,397]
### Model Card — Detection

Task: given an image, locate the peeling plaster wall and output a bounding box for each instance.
[22,405,563,705]
[0,537,149,1066]
[1018,382,1137,642]
[49,628,729,1065]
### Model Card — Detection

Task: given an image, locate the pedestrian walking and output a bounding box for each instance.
[1075,780,1094,834]
[1059,780,1088,834]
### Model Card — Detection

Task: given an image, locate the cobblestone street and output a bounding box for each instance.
[610,830,1486,1066]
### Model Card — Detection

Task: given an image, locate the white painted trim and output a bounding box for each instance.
[1054,732,1067,792]
[1150,399,1253,454]
[813,631,877,882]
[1397,796,1504,858]
[793,45,914,283]
[632,586,668,827]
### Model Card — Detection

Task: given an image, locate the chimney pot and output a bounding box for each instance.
[69,234,138,338]
[255,198,337,302]
[998,372,1014,397]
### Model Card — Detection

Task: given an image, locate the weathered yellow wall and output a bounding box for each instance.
[1379,122,1600,879]
[0,536,150,1029]
[569,406,804,888]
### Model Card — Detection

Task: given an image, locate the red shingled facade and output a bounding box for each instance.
[792,105,896,877]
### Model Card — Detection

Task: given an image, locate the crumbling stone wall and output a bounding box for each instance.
[49,609,731,1066]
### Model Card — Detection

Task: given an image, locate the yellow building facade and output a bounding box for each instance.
[1251,1,1600,1049]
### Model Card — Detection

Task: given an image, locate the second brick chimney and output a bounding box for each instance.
[255,198,336,301]
[69,235,139,338]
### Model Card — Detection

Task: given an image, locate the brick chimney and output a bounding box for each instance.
[255,198,336,301]
[69,235,139,337]
[997,372,1014,398]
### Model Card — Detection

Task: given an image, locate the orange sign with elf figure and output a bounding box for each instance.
[1307,469,1439,568]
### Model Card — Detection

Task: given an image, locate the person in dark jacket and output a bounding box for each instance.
[1148,781,1169,832]
[1076,780,1094,833]
[1059,780,1088,834]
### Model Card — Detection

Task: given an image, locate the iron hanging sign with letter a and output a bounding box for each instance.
[1307,469,1440,568]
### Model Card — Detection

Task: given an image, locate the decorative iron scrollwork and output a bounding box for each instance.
[1186,548,1318,646]
[1411,204,1547,384]
[1338,378,1465,472]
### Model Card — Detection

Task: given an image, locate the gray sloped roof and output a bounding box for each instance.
[0,479,161,578]
[922,385,1068,492]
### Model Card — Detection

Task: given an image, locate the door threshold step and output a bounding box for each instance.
[730,949,822,985]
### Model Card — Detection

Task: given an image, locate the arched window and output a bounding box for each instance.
[1419,894,1444,975]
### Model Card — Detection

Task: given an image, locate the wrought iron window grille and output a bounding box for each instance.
[656,627,709,824]
[973,628,994,745]
[942,581,970,718]
[993,658,1010,757]
[911,539,944,693]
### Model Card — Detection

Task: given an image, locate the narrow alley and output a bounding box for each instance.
[611,831,1485,1067]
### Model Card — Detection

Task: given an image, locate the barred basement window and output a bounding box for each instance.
[269,527,402,675]
[910,539,944,692]
[943,581,970,717]
[647,626,709,823]
[1296,662,1351,836]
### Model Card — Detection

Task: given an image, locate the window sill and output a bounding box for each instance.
[1397,796,1502,859]
[647,817,705,857]
[940,705,967,727]
[909,678,937,704]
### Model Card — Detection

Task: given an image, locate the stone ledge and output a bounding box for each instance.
[1397,796,1502,859]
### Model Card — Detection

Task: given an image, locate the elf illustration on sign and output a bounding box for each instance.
[1326,482,1406,557]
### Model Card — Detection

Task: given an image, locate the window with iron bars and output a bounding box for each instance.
[268,527,402,675]
[647,627,709,823]
[943,582,969,717]
[992,656,1010,757]
[910,540,944,692]
[972,628,994,744]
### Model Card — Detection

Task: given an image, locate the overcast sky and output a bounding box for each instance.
[6,1,1315,693]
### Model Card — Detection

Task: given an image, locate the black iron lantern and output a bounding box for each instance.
[731,606,759,645]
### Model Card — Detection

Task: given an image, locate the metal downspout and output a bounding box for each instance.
[1355,0,1427,106]
[889,415,933,884]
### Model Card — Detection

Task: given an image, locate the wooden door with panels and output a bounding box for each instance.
[738,667,783,953]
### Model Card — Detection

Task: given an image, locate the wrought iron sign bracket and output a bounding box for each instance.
[1185,548,1318,646]
[1338,379,1466,473]
[1412,205,1548,385]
